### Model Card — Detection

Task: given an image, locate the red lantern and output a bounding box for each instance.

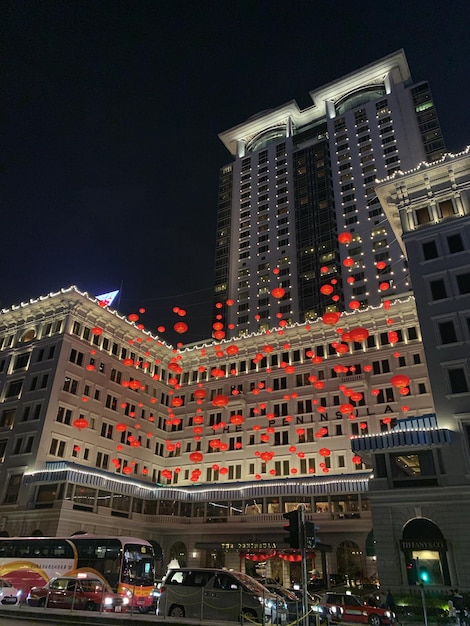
[226,345,239,356]
[376,261,387,270]
[211,368,225,378]
[322,311,340,325]
[230,414,244,425]
[320,284,334,296]
[379,282,390,291]
[352,455,362,464]
[391,374,410,388]
[122,466,133,474]
[340,403,354,414]
[128,313,139,322]
[343,257,354,267]
[338,232,353,244]
[349,327,369,342]
[171,397,183,407]
[174,321,188,334]
[349,300,360,310]
[212,394,229,407]
[260,451,274,462]
[189,451,203,463]
[91,326,102,335]
[319,448,331,457]
[194,389,206,401]
[73,417,88,429]
[271,287,285,299]
[350,392,363,402]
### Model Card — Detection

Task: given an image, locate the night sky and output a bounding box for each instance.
[2,1,470,344]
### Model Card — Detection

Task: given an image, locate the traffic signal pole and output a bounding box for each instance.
[299,504,309,626]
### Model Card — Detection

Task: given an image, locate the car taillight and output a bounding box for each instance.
[159,586,166,594]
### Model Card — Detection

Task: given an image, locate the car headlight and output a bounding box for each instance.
[122,597,130,605]
[385,611,391,618]
[104,597,113,605]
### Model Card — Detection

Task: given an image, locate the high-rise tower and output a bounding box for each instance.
[213,50,446,338]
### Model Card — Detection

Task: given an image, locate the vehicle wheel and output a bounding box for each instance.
[138,606,150,614]
[169,604,185,618]
[85,601,97,611]
[38,598,46,608]
[369,614,381,626]
[241,608,258,622]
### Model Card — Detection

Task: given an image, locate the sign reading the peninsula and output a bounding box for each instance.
[221,542,277,550]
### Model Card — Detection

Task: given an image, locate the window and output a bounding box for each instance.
[0,409,15,428]
[3,473,23,504]
[415,207,431,225]
[456,274,470,295]
[447,234,464,254]
[438,320,458,344]
[5,379,23,399]
[101,422,114,439]
[56,406,73,425]
[422,240,438,260]
[448,368,469,394]
[63,377,78,394]
[49,438,66,458]
[69,349,84,366]
[439,199,455,218]
[13,353,30,370]
[429,279,447,301]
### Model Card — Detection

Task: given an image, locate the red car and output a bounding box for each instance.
[319,592,395,626]
[26,576,129,612]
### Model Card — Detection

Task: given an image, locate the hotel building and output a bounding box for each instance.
[1,51,468,593]
[213,49,445,338]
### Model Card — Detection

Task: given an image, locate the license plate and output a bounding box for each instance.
[3,597,17,604]
[114,606,122,612]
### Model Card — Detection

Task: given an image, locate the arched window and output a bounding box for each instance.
[401,518,450,586]
[336,540,364,581]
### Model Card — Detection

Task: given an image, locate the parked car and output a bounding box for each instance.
[265,584,328,624]
[288,588,330,623]
[158,567,283,622]
[319,591,395,626]
[26,576,129,612]
[0,578,22,606]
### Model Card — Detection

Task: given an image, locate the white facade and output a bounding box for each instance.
[0,287,434,586]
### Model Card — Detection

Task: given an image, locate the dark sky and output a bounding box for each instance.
[1,0,470,344]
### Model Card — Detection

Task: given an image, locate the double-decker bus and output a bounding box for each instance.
[0,534,156,612]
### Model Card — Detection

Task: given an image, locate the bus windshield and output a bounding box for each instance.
[121,543,155,586]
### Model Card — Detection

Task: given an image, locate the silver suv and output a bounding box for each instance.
[158,567,282,622]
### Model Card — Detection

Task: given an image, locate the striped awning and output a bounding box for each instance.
[351,428,452,452]
[24,461,372,500]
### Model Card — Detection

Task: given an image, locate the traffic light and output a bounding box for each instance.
[406,559,418,584]
[305,521,320,549]
[283,510,300,549]
[418,566,430,584]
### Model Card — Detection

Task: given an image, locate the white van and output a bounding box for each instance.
[157,567,282,622]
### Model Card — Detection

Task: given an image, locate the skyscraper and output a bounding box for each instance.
[213,50,446,338]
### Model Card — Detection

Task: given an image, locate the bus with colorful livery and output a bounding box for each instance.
[0,534,155,612]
